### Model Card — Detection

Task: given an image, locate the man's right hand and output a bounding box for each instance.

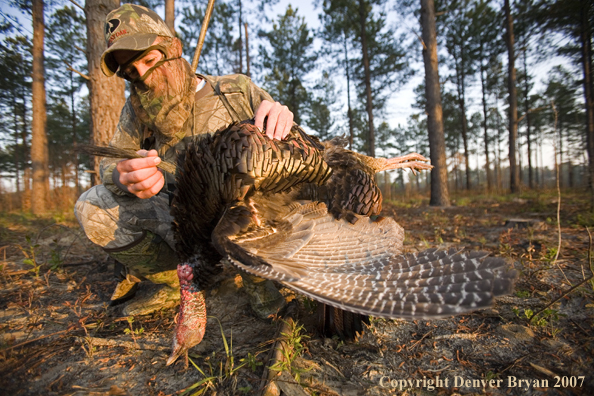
[113,149,164,199]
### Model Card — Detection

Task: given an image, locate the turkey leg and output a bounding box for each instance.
[380,153,433,174]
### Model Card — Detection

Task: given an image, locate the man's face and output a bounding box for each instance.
[113,49,163,82]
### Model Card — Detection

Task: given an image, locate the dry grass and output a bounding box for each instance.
[1,190,593,395]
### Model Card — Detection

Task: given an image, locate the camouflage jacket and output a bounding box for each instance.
[100,74,273,196]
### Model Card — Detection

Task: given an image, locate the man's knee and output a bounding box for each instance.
[74,185,142,248]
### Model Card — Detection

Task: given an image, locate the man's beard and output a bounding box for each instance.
[129,56,198,138]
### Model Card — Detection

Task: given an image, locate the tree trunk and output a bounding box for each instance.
[479,53,492,191]
[13,97,21,195]
[559,119,564,187]
[496,107,503,190]
[452,45,471,190]
[522,51,534,189]
[85,0,126,186]
[31,0,50,214]
[505,0,520,193]
[71,73,79,192]
[342,27,354,150]
[420,0,449,206]
[358,0,375,157]
[244,22,250,77]
[20,90,30,210]
[237,0,243,74]
[165,0,175,35]
[580,3,594,210]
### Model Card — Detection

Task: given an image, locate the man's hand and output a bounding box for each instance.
[113,149,164,199]
[254,100,294,140]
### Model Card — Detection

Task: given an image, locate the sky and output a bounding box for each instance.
[0,0,574,134]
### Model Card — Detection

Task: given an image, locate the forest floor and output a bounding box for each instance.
[1,189,593,396]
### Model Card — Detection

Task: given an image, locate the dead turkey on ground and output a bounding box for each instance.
[166,120,517,366]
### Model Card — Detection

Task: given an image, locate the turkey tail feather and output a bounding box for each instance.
[317,304,369,340]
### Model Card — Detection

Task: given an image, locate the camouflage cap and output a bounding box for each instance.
[101,3,174,77]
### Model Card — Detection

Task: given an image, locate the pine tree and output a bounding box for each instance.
[317,0,357,148]
[543,66,584,187]
[85,0,126,186]
[536,0,594,206]
[307,72,339,140]
[319,0,410,157]
[179,0,236,75]
[0,36,31,203]
[504,0,520,193]
[258,5,316,124]
[469,0,503,191]
[46,5,87,192]
[515,0,539,189]
[420,0,449,205]
[441,0,477,190]
[31,0,50,214]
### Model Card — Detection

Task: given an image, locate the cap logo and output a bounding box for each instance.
[105,18,120,39]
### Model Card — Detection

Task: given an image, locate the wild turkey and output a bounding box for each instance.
[166,121,517,366]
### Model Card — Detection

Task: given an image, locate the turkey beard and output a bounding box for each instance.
[129,38,198,138]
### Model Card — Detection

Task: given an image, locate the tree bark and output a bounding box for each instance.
[479,51,492,191]
[342,27,354,150]
[452,45,471,190]
[31,0,50,214]
[13,98,21,195]
[237,0,243,74]
[71,72,79,191]
[358,0,375,157]
[505,0,520,193]
[580,3,594,210]
[244,22,250,77]
[85,0,126,186]
[420,0,449,206]
[21,90,30,210]
[165,0,175,35]
[522,51,533,189]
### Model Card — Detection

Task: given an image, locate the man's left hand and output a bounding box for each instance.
[254,100,294,140]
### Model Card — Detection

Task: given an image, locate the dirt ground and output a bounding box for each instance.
[1,191,593,396]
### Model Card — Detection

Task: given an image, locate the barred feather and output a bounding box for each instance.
[167,120,516,365]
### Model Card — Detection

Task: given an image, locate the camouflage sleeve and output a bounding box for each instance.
[100,99,144,196]
[246,77,274,112]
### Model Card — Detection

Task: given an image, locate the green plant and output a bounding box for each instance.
[181,317,247,396]
[434,228,444,244]
[124,316,144,347]
[576,213,594,227]
[270,320,310,383]
[515,290,530,298]
[419,236,430,249]
[48,243,63,270]
[514,307,563,336]
[19,235,42,277]
[240,352,262,372]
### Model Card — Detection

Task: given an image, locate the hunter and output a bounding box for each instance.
[75,4,291,318]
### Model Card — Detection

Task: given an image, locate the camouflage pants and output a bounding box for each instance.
[74,184,178,278]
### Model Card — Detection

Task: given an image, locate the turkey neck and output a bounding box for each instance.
[177,259,207,323]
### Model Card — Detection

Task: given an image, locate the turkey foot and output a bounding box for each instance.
[380,153,433,175]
